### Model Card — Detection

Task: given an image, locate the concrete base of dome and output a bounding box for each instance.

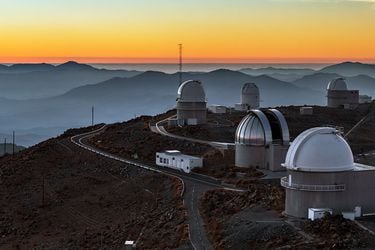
[327,90,359,109]
[283,169,375,218]
[235,144,288,171]
[235,145,265,168]
[176,101,207,125]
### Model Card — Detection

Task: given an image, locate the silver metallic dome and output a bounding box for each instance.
[177,80,206,103]
[327,78,348,91]
[235,110,272,146]
[235,109,290,146]
[264,109,290,145]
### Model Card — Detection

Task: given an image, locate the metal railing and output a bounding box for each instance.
[280,177,345,192]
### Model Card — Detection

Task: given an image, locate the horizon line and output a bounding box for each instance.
[1,56,375,64]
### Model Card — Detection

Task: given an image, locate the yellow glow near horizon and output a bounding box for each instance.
[0,0,375,63]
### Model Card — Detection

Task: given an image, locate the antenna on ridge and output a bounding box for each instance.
[178,43,183,86]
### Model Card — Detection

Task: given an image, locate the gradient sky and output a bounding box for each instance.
[1,0,375,63]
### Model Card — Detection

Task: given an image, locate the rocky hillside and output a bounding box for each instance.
[0,126,187,249]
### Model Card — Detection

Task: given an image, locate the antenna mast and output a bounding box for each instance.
[179,43,183,85]
[91,106,94,127]
[12,131,15,156]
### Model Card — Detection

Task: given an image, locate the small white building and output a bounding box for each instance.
[124,241,136,250]
[156,150,203,173]
[208,105,227,114]
[308,208,332,221]
[300,107,313,115]
[359,95,372,104]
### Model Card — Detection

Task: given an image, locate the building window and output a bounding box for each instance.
[159,158,163,163]
[156,155,159,158]
[164,159,167,164]
[181,159,184,162]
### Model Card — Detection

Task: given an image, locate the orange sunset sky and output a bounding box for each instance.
[1,0,375,63]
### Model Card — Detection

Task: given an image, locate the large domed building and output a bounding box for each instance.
[327,78,359,109]
[281,127,375,218]
[176,80,207,125]
[235,83,260,111]
[235,109,290,171]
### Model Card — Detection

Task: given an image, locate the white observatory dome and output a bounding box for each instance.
[327,78,348,91]
[242,83,259,95]
[240,82,260,108]
[235,110,272,146]
[284,127,355,172]
[177,80,206,103]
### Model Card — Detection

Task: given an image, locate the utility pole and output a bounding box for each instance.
[178,43,183,85]
[12,131,15,156]
[91,106,94,127]
[3,138,6,155]
[42,172,45,207]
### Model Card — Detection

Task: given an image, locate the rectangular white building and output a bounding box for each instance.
[156,150,203,173]
[234,103,250,112]
[300,107,313,115]
[308,208,332,221]
[208,105,227,114]
[359,95,372,104]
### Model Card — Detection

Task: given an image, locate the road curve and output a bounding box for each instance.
[151,115,235,151]
[70,125,244,249]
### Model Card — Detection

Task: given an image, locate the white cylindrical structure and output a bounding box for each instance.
[176,80,207,125]
[241,83,260,108]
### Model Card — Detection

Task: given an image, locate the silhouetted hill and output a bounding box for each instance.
[239,67,316,82]
[320,62,375,78]
[0,63,55,73]
[293,72,341,90]
[0,62,142,99]
[293,72,375,97]
[55,61,96,71]
[240,67,315,76]
[346,74,375,97]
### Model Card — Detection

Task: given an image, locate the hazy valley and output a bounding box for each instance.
[1,61,375,147]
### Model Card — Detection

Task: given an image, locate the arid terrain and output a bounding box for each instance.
[0,126,188,249]
[1,104,375,249]
[199,183,375,249]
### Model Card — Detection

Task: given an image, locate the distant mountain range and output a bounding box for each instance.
[293,72,375,97]
[320,62,375,78]
[0,61,142,99]
[240,62,375,83]
[0,69,324,134]
[0,61,374,146]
